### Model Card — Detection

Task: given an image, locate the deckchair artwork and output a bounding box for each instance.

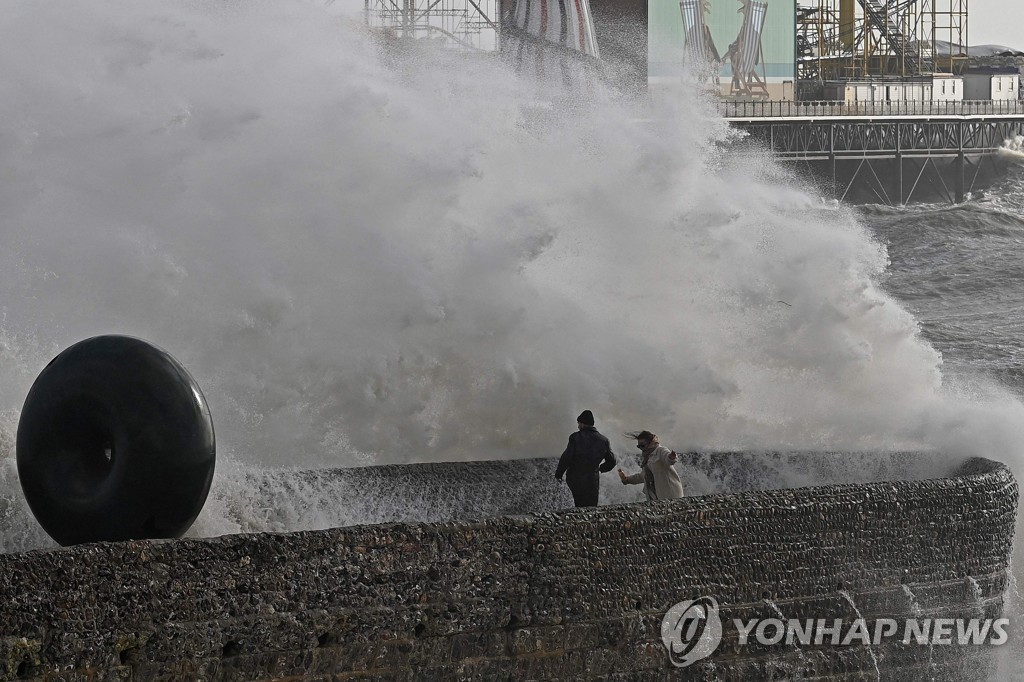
[723,0,770,98]
[503,0,601,83]
[679,0,720,68]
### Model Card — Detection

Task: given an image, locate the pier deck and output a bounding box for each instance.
[721,101,1024,204]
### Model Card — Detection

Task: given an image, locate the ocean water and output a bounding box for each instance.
[865,173,1024,399]
[0,0,1023,587]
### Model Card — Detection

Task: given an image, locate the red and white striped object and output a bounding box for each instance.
[510,0,600,58]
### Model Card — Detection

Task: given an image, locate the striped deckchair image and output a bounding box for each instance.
[509,0,600,57]
[502,0,600,87]
[679,0,720,67]
[724,0,769,98]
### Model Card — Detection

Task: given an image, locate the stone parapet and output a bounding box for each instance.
[0,454,1014,680]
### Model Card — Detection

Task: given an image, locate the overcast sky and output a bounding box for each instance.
[967,1,1020,48]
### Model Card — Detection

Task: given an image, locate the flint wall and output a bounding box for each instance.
[0,455,1016,681]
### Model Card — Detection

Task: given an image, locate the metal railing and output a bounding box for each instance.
[720,99,1024,119]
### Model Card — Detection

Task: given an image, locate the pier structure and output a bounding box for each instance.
[358,0,1023,204]
[796,0,969,91]
[723,100,1024,204]
[362,0,499,51]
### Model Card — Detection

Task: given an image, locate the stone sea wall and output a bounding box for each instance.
[0,454,1015,681]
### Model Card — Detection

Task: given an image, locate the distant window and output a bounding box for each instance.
[997,79,1002,92]
[941,81,946,94]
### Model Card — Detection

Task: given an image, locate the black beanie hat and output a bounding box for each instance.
[577,410,595,426]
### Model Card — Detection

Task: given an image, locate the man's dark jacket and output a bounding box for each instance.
[555,426,617,506]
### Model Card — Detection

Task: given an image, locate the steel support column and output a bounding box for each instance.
[955,121,965,203]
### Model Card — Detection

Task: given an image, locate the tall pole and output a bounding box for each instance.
[930,0,936,72]
[840,0,856,52]
[964,0,969,64]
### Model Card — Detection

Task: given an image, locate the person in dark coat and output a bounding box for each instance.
[555,410,617,507]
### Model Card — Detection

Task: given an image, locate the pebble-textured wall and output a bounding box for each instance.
[0,454,1015,681]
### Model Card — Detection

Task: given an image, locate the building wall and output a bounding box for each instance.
[717,79,793,99]
[823,79,974,104]
[964,74,990,100]
[0,455,1014,680]
[1000,75,1021,101]
[933,75,964,102]
[965,74,1021,101]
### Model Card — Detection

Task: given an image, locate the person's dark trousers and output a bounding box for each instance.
[569,486,598,507]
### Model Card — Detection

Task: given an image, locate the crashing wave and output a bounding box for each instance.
[998,134,1024,164]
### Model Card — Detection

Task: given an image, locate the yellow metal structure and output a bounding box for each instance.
[797,0,968,86]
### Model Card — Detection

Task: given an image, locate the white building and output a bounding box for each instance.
[931,74,963,102]
[963,72,1020,101]
[824,75,963,104]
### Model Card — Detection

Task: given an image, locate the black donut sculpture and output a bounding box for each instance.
[16,335,216,546]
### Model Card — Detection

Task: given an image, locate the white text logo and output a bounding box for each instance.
[662,598,1009,667]
[661,597,723,668]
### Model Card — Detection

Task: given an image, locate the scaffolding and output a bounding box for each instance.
[362,0,500,52]
[797,0,968,88]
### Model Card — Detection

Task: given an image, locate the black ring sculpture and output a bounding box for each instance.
[16,335,216,546]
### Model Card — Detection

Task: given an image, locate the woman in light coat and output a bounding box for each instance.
[617,430,684,501]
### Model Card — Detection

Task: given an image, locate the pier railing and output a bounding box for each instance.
[720,99,1024,119]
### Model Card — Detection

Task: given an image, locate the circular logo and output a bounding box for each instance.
[661,597,723,668]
